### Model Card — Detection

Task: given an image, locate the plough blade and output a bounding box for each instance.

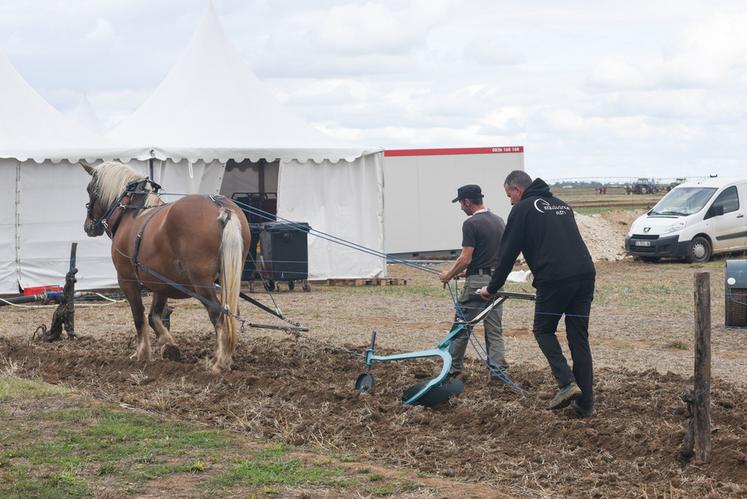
[355,372,375,393]
[402,377,464,407]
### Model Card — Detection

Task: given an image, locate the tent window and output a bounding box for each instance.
[220,159,279,224]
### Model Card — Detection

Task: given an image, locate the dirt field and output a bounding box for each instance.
[559,186,664,208]
[1,256,746,497]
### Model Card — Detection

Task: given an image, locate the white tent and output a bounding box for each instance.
[109,4,385,280]
[68,94,105,134]
[0,51,140,294]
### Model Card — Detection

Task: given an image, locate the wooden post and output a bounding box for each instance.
[683,271,712,463]
[40,242,78,342]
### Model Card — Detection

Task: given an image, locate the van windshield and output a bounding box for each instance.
[650,187,717,216]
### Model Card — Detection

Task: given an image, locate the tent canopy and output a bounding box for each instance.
[0,51,134,163]
[69,93,106,134]
[109,4,375,164]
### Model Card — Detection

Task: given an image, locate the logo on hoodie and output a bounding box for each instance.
[534,198,568,216]
[534,199,550,213]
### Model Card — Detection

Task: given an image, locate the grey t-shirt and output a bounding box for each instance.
[462,211,506,274]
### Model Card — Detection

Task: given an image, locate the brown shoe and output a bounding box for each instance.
[548,382,582,410]
[570,400,595,418]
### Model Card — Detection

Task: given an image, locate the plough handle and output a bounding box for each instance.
[495,291,536,301]
[363,331,378,368]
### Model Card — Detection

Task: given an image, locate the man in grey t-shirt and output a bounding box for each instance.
[438,184,507,380]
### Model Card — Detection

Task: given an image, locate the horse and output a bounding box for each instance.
[81,161,251,373]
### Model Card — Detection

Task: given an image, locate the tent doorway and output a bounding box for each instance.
[219,158,278,224]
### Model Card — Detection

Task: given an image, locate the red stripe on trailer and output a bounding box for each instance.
[384,146,524,157]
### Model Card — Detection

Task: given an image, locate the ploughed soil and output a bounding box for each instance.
[2,259,747,496]
[1,332,745,497]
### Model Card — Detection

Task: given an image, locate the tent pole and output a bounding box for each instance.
[15,161,21,290]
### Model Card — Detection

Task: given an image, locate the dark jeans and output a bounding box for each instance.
[533,277,595,409]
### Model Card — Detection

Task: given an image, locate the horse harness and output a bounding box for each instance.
[87,178,163,238]
[130,204,168,287]
[130,193,230,287]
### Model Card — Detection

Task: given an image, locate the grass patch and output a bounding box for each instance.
[2,469,89,498]
[370,480,421,496]
[0,380,439,497]
[0,404,228,497]
[251,442,288,460]
[0,375,68,400]
[665,340,689,350]
[211,458,347,488]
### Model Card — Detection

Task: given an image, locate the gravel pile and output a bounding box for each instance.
[575,212,629,261]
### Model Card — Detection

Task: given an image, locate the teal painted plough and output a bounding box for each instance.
[355,291,535,407]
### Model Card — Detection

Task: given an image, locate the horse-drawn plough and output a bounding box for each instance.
[77,161,534,407]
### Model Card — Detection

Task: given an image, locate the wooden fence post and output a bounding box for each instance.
[682,271,712,463]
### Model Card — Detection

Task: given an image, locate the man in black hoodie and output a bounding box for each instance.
[479,171,596,417]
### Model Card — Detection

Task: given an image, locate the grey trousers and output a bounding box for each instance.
[449,273,506,375]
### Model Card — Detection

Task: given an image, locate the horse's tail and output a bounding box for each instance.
[217,208,243,367]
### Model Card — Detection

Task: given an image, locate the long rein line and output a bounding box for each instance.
[156,191,464,314]
[159,192,442,276]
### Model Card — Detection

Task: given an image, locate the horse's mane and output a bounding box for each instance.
[93,161,161,209]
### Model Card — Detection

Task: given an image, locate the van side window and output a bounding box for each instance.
[710,186,740,216]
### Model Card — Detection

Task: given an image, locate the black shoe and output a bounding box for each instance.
[547,382,582,410]
[570,400,595,418]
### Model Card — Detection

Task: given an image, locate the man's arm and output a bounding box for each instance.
[438,246,473,283]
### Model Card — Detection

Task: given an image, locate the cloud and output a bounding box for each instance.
[658,12,747,87]
[5,0,747,179]
[587,60,648,90]
[83,18,115,43]
[463,35,524,66]
[311,3,422,55]
[587,11,747,92]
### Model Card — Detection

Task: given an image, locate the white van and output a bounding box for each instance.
[625,177,747,262]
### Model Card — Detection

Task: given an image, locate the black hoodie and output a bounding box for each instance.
[487,178,595,293]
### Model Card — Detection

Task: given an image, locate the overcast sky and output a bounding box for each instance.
[2,0,747,179]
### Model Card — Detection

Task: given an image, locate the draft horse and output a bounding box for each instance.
[82,161,251,373]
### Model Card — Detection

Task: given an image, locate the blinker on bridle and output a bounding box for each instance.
[86,178,162,236]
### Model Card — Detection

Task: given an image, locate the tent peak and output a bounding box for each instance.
[109,1,362,161]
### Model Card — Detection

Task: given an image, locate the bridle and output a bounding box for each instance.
[86,178,162,237]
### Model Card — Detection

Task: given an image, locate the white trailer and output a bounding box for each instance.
[384,146,525,256]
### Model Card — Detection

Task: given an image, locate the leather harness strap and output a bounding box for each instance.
[131,204,168,286]
[131,195,227,287]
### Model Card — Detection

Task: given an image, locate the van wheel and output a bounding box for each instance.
[688,236,712,263]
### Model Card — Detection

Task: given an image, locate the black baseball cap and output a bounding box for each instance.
[452,184,483,203]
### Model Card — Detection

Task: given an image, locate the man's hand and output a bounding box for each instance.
[478,286,493,300]
[438,271,450,284]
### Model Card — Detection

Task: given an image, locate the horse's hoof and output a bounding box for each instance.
[161,344,181,362]
[210,362,230,375]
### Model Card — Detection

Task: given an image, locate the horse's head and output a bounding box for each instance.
[81,161,106,237]
[81,161,161,237]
